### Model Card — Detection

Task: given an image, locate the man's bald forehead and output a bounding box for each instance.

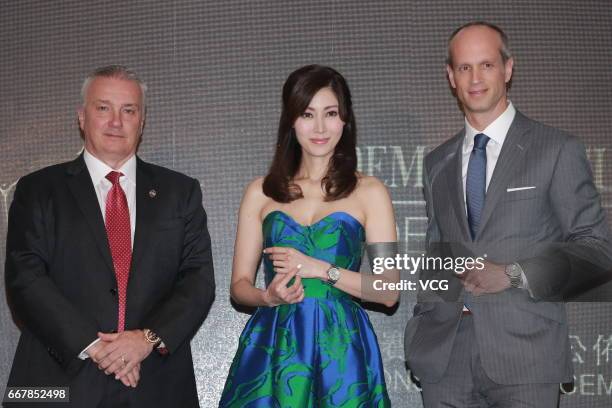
[446,21,512,66]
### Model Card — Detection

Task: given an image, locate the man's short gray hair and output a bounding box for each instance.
[80,65,147,107]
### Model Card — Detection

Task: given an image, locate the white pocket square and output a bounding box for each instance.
[507,186,536,192]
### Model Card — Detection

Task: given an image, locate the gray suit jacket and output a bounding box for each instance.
[404,111,612,385]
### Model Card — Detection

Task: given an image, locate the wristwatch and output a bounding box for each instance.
[326,265,341,285]
[505,262,523,288]
[143,328,162,346]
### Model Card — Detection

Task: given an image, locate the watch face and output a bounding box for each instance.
[145,330,160,343]
[328,267,340,281]
[510,264,521,277]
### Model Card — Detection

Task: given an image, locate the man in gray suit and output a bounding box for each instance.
[404,21,612,407]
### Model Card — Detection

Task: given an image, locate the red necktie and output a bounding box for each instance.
[105,171,132,332]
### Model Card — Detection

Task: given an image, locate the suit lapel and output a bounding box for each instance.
[475,111,533,239]
[130,158,158,274]
[444,131,472,242]
[66,155,115,274]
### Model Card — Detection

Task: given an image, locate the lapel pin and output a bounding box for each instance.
[148,189,157,198]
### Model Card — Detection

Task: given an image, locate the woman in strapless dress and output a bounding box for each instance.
[220,65,398,408]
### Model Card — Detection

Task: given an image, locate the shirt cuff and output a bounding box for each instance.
[78,338,101,360]
[519,267,535,297]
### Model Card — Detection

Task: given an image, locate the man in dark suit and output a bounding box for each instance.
[404,22,612,407]
[4,65,215,407]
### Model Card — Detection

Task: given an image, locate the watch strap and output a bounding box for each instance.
[505,263,523,288]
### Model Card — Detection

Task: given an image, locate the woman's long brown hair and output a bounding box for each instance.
[263,65,357,203]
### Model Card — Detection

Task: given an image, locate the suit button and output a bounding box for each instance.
[110,288,117,296]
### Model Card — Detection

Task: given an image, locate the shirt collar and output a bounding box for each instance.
[83,148,137,186]
[463,101,516,151]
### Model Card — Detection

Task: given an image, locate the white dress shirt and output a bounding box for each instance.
[461,101,516,202]
[83,149,137,243]
[78,149,136,359]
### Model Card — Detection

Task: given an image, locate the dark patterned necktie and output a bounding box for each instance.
[466,133,490,240]
[105,171,132,332]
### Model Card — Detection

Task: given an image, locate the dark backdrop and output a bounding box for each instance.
[1,1,611,406]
